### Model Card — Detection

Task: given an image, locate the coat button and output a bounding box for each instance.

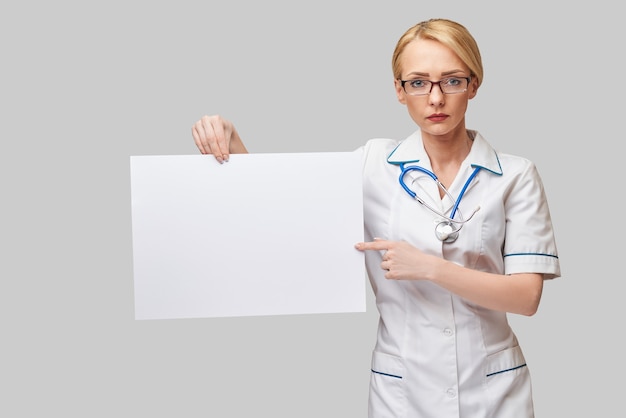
[443,327,453,336]
[446,388,457,398]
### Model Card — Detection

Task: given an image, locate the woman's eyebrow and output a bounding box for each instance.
[404,71,429,78]
[404,69,467,78]
[441,69,468,76]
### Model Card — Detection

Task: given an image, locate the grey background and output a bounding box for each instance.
[1,1,621,417]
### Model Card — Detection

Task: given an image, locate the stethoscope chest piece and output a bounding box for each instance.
[435,221,459,243]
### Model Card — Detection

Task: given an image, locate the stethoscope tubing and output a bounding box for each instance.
[398,164,481,225]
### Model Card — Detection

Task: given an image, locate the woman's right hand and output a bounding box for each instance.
[191,115,248,163]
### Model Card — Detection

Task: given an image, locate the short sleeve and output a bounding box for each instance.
[502,161,561,279]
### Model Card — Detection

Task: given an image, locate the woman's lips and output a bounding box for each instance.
[427,113,448,122]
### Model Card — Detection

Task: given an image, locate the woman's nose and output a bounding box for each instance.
[428,82,445,106]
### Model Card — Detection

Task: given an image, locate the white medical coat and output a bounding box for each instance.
[361,130,561,418]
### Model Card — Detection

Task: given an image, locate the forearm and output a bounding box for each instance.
[429,259,544,316]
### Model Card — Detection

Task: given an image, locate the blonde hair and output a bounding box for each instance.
[392,18,483,87]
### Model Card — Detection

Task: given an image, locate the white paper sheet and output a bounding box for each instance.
[130,151,365,320]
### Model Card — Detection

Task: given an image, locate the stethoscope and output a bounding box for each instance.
[397,163,482,243]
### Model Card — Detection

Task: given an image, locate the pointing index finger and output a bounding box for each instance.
[355,238,390,251]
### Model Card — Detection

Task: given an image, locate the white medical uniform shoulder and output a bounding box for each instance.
[356,130,422,171]
[358,137,402,162]
[473,131,561,280]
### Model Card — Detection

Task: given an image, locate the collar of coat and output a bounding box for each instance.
[386,129,503,176]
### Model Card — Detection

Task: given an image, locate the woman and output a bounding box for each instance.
[192,18,560,418]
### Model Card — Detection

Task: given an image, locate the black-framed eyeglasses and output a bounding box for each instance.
[399,76,471,96]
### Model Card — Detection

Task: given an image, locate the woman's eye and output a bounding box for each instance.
[409,80,427,88]
[444,78,461,86]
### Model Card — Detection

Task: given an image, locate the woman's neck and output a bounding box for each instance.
[422,127,473,189]
[423,129,472,165]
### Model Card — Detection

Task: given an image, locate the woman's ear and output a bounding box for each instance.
[394,79,407,104]
[468,77,479,99]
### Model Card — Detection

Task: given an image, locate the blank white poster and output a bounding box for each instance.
[130,151,365,320]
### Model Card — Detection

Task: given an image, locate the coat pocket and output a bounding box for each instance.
[369,351,406,418]
[485,345,534,417]
[485,345,527,378]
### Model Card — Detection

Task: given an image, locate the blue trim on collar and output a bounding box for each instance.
[470,150,503,176]
[386,142,420,165]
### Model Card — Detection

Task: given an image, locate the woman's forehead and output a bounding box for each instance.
[399,39,467,75]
